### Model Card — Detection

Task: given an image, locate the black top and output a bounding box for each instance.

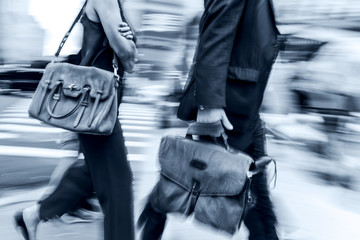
[80,13,124,77]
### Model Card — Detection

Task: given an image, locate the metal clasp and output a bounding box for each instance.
[51,56,60,63]
[53,94,60,100]
[68,83,76,91]
[113,64,120,81]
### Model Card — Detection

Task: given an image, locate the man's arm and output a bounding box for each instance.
[194,0,245,129]
[195,0,246,108]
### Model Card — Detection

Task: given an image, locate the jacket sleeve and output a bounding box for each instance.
[194,0,245,108]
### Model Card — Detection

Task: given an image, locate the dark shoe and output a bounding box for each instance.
[14,210,29,240]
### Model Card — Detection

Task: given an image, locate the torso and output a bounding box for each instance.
[80,2,124,75]
[84,0,100,23]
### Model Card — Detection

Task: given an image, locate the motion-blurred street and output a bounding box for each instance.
[0,82,360,240]
[1,0,360,239]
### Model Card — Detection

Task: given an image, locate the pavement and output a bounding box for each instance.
[1,125,360,240]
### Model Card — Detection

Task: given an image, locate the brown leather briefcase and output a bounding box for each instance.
[149,122,254,234]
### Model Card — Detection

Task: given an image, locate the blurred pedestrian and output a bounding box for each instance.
[14,0,137,240]
[40,132,101,223]
[138,0,280,240]
[41,132,80,198]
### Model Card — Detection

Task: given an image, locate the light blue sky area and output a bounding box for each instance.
[28,0,84,56]
[26,0,203,56]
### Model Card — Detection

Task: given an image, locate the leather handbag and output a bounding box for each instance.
[28,1,121,135]
[149,121,254,234]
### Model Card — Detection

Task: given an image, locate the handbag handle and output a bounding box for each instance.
[46,82,91,119]
[186,121,230,150]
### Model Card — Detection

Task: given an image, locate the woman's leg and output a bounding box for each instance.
[39,163,94,220]
[41,132,80,199]
[78,120,134,240]
[14,162,94,240]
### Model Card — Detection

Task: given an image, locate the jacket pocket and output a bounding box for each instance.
[227,66,259,82]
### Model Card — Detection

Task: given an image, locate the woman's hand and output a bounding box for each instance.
[92,0,137,73]
[118,22,134,40]
[117,22,137,73]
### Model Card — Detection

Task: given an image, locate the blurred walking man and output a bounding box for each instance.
[139,0,280,239]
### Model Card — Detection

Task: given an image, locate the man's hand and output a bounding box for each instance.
[196,108,233,130]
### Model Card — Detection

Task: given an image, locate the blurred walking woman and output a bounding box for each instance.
[14,0,137,239]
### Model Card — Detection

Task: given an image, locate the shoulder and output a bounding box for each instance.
[92,0,120,11]
[86,0,121,22]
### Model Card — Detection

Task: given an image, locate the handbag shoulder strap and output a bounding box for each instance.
[53,1,88,61]
[53,0,122,75]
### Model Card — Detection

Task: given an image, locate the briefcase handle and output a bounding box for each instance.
[186,121,230,150]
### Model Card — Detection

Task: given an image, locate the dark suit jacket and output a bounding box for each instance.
[177,0,280,133]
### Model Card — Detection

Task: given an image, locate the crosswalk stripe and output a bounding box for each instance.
[120,108,155,113]
[125,141,151,147]
[0,145,77,158]
[3,109,28,113]
[119,115,156,121]
[123,132,153,139]
[0,100,161,163]
[119,112,156,117]
[6,107,29,110]
[122,125,154,131]
[127,154,147,161]
[0,113,30,118]
[0,124,64,133]
[0,113,156,122]
[120,120,156,126]
[0,133,20,139]
[0,118,42,125]
[0,145,147,161]
[9,105,157,112]
[0,114,157,123]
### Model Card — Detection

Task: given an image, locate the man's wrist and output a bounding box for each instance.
[199,106,222,111]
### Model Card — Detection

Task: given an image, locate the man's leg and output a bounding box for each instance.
[244,171,278,240]
[244,120,278,240]
[227,120,278,240]
[138,201,167,240]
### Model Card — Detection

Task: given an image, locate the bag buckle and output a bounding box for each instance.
[113,64,120,81]
[186,179,200,215]
[68,83,76,91]
[53,94,60,101]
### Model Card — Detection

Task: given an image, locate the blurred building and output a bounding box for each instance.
[0,0,44,63]
[275,0,360,31]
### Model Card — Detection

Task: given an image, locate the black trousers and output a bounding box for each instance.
[140,119,278,240]
[39,120,134,240]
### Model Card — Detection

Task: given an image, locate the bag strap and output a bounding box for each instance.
[53,0,88,61]
[52,0,121,81]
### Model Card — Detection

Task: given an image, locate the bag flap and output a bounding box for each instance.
[158,136,253,196]
[41,63,115,99]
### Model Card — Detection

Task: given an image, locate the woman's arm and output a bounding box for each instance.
[91,0,137,73]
